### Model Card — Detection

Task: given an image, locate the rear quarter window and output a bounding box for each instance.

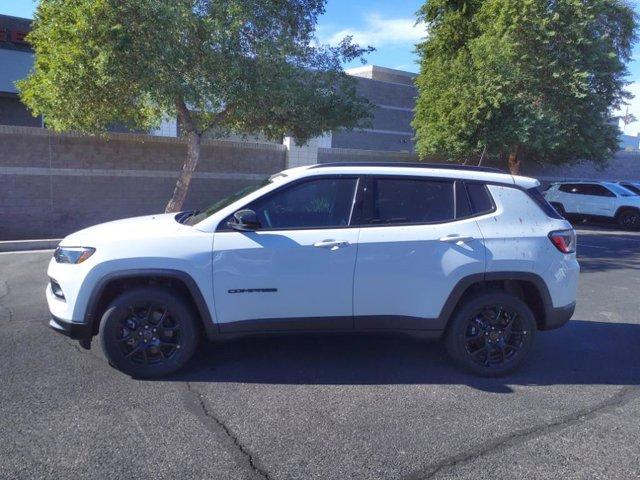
[465,183,494,215]
[527,187,564,219]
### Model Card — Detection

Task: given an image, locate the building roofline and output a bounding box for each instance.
[0,14,33,22]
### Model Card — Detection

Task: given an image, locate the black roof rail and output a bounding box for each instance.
[308,162,506,174]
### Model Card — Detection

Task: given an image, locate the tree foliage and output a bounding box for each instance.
[413,0,637,173]
[19,0,373,210]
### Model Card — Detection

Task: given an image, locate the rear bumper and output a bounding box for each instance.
[540,301,576,331]
[49,315,92,340]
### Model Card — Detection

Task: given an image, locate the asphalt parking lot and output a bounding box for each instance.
[1,226,639,480]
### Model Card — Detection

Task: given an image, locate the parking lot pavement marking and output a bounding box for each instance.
[0,249,55,255]
[577,243,609,249]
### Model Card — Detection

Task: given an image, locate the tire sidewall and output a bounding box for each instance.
[617,209,640,230]
[445,292,537,377]
[99,287,198,378]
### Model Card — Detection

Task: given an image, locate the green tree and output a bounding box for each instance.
[413,0,636,174]
[19,0,373,211]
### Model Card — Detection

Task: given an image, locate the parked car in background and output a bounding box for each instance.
[47,163,579,379]
[544,181,640,229]
[618,181,640,195]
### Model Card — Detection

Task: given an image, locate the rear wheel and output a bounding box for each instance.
[445,292,536,376]
[616,208,640,230]
[99,287,199,378]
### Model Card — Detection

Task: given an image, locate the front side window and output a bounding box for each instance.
[366,178,454,225]
[586,184,615,197]
[245,177,358,229]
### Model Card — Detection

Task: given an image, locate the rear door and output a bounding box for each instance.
[352,177,485,331]
[212,175,361,332]
[557,184,581,213]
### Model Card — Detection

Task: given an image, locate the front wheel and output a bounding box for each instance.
[616,209,640,230]
[445,292,537,376]
[99,287,199,378]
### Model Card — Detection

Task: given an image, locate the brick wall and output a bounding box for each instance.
[520,152,640,182]
[0,126,285,240]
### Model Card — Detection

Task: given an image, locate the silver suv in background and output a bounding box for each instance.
[544,181,640,229]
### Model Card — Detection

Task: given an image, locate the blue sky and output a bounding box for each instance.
[2,0,640,133]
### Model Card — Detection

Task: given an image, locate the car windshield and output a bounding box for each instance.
[184,178,272,226]
[606,183,638,197]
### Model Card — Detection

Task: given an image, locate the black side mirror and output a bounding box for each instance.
[229,209,261,231]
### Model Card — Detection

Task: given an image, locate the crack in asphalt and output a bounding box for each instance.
[183,381,273,480]
[0,279,14,323]
[403,385,640,480]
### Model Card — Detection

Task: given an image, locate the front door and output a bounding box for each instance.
[353,177,485,331]
[212,176,361,333]
[577,184,615,216]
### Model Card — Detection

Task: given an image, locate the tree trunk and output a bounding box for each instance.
[165,130,201,213]
[507,146,521,175]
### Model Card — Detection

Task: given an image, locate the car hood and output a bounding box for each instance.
[60,213,184,246]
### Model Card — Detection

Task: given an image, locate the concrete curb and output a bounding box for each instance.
[0,239,61,253]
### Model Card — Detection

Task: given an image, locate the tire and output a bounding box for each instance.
[616,208,640,230]
[99,287,199,378]
[445,291,537,377]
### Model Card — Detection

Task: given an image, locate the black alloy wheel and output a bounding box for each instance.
[117,303,182,365]
[617,209,640,230]
[445,292,537,376]
[99,287,199,378]
[463,304,528,368]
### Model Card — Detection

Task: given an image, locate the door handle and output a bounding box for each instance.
[313,239,350,250]
[439,235,474,244]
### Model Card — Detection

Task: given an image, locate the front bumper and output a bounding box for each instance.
[49,315,93,340]
[540,301,576,331]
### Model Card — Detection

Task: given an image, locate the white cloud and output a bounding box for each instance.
[321,13,427,48]
[617,82,640,136]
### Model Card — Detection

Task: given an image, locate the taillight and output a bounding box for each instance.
[548,229,576,254]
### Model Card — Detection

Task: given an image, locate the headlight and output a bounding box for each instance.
[54,247,96,264]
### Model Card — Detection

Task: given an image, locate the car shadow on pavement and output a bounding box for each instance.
[168,319,640,393]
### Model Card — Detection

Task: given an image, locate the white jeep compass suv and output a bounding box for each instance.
[544,181,640,229]
[47,163,579,378]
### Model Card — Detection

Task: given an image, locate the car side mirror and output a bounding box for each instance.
[229,209,261,231]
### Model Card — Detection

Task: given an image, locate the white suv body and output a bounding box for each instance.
[47,163,579,377]
[544,181,640,229]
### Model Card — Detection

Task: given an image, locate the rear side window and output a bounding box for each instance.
[466,183,494,214]
[367,178,454,225]
[527,187,564,219]
[559,183,580,194]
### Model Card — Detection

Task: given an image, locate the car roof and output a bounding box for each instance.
[278,162,539,189]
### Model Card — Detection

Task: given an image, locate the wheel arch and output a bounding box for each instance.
[84,269,217,341]
[614,205,640,218]
[438,272,553,331]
